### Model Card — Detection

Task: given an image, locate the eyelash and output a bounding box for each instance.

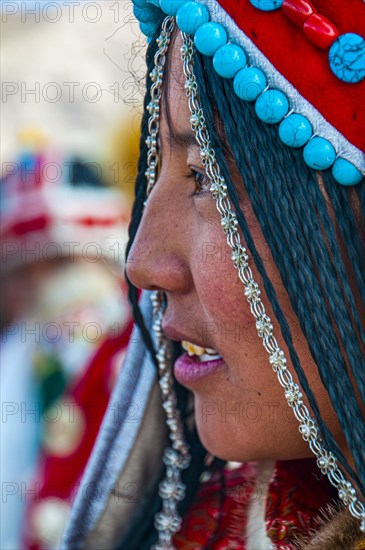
[187,168,211,196]
[156,152,210,196]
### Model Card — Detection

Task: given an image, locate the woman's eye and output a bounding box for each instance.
[188,168,211,195]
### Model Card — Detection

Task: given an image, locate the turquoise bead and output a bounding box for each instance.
[213,44,247,79]
[159,0,186,15]
[255,89,289,124]
[176,2,209,35]
[233,66,267,101]
[332,158,363,186]
[249,0,283,10]
[194,22,227,56]
[303,137,336,170]
[329,33,365,83]
[146,0,160,6]
[278,114,312,148]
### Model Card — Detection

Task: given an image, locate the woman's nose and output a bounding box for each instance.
[125,183,192,293]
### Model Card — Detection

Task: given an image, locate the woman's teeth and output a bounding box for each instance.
[181,340,222,362]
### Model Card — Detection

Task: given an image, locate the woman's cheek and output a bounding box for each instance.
[193,248,255,357]
[192,203,286,346]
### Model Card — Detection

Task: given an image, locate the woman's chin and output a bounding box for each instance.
[194,405,312,463]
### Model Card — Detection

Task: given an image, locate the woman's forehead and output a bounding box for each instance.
[162,32,192,135]
[167,31,185,89]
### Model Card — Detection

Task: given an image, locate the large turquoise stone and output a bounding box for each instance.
[329,33,365,83]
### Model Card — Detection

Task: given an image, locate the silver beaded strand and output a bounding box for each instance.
[143,18,191,550]
[180,30,365,532]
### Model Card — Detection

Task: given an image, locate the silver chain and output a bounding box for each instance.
[143,16,365,547]
[144,16,175,201]
[181,30,365,532]
[144,18,191,550]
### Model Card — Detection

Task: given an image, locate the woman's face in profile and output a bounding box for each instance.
[126,32,346,462]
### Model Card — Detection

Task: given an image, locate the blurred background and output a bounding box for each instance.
[1,1,146,547]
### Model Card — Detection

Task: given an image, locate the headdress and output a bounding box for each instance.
[131,1,365,547]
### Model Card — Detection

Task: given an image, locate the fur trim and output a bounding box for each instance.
[246,461,275,550]
[293,504,365,550]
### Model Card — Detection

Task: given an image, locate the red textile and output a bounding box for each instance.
[174,459,336,549]
[218,0,365,151]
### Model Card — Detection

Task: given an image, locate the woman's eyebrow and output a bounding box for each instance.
[159,128,198,150]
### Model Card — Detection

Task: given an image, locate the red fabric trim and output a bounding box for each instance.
[218,0,365,151]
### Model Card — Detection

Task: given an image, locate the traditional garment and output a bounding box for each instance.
[174,460,336,549]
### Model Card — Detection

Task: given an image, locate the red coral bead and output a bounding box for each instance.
[302,13,339,50]
[282,0,316,27]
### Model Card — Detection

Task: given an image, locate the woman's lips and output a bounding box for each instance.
[174,351,226,385]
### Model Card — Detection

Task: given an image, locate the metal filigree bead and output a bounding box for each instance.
[284,383,303,407]
[159,479,186,501]
[157,34,168,49]
[145,166,156,182]
[163,448,190,470]
[317,451,337,473]
[338,480,356,505]
[152,316,162,327]
[155,511,182,533]
[190,109,205,131]
[145,135,156,149]
[180,42,193,59]
[255,314,273,337]
[150,67,159,82]
[299,419,317,441]
[210,177,227,199]
[163,447,179,466]
[160,373,171,394]
[185,77,197,96]
[162,405,175,422]
[162,399,174,416]
[269,348,287,372]
[221,212,238,234]
[200,146,211,164]
[151,292,160,307]
[156,349,167,362]
[147,101,159,115]
[231,246,249,269]
[167,417,179,432]
[244,280,261,303]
